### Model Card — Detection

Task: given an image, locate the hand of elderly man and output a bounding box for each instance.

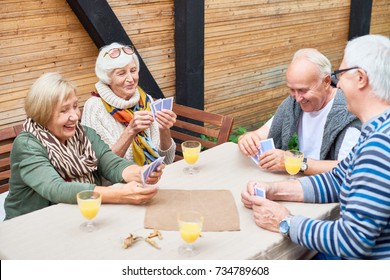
[258,149,286,171]
[241,180,271,208]
[251,196,290,233]
[238,131,262,157]
[242,180,292,232]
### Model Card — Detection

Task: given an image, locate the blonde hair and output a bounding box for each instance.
[95,42,140,85]
[25,72,77,126]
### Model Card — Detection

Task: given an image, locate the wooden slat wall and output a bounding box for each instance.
[0,0,98,129]
[371,0,390,36]
[0,0,176,130]
[0,0,389,132]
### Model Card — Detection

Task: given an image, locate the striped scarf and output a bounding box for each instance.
[23,118,98,183]
[94,86,160,165]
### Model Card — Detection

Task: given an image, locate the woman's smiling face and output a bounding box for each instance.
[46,90,80,144]
[109,60,139,100]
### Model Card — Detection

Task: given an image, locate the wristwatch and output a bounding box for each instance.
[279,215,294,239]
[300,157,308,172]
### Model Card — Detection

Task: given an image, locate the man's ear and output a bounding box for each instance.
[356,69,369,89]
[323,74,332,88]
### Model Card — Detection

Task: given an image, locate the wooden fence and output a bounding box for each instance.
[0,0,389,131]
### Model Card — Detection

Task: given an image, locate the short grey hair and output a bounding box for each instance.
[292,48,332,79]
[344,34,390,101]
[95,42,140,85]
[25,72,77,126]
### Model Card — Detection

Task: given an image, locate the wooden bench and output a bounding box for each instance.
[0,124,23,194]
[171,103,234,161]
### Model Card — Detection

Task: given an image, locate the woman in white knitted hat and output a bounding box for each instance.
[82,42,176,166]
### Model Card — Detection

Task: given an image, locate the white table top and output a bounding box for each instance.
[0,142,339,260]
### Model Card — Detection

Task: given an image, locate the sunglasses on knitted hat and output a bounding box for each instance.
[103,45,135,58]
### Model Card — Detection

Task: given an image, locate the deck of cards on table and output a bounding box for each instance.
[251,138,275,165]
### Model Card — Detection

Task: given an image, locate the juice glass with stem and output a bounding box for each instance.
[284,150,304,180]
[77,190,102,232]
[177,210,204,257]
[181,140,201,174]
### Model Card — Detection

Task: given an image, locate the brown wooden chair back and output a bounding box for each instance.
[171,103,234,161]
[0,124,23,194]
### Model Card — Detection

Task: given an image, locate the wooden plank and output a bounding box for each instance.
[0,170,11,182]
[174,120,219,139]
[0,183,10,194]
[0,157,10,170]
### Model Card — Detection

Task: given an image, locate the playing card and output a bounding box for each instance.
[151,99,163,119]
[142,156,165,186]
[254,185,266,198]
[154,99,162,111]
[250,153,260,165]
[162,97,173,110]
[254,187,265,198]
[151,103,156,118]
[259,138,275,154]
[250,138,275,166]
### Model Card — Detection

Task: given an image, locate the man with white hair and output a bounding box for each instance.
[239,48,361,175]
[241,34,390,259]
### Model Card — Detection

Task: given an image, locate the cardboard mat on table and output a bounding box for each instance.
[144,189,240,232]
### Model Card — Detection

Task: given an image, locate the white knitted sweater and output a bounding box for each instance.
[81,82,176,164]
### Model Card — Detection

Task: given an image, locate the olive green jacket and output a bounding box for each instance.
[4,126,132,220]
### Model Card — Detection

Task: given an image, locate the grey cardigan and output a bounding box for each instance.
[268,89,361,160]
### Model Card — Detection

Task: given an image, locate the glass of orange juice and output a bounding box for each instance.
[181,141,201,174]
[77,190,102,232]
[177,210,204,257]
[284,150,304,180]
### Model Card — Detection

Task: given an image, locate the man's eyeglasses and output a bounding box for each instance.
[103,45,135,58]
[331,67,360,82]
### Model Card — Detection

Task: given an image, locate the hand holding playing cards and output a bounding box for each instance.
[251,197,291,233]
[258,149,287,171]
[155,109,177,130]
[127,111,154,134]
[241,180,270,209]
[142,160,165,186]
[241,180,290,232]
[121,163,164,185]
[238,131,262,157]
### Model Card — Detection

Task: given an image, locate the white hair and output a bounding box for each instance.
[344,34,390,101]
[95,42,140,85]
[292,48,332,79]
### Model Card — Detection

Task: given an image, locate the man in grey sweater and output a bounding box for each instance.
[238,48,361,175]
